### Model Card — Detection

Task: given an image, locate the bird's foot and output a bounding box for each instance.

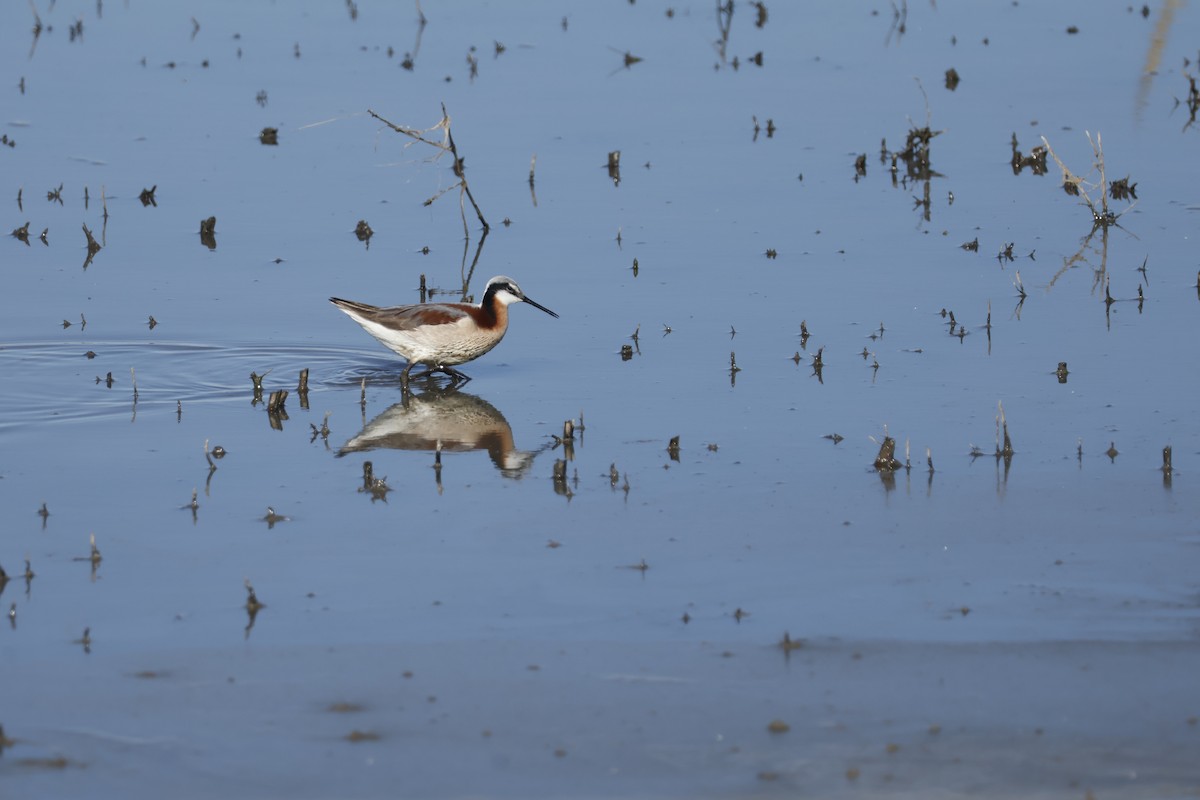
[409,366,471,389]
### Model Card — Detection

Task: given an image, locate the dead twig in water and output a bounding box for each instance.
[528,153,538,207]
[367,105,488,233]
[995,401,1014,459]
[367,105,491,297]
[82,223,101,268]
[1041,132,1136,230]
[872,434,901,472]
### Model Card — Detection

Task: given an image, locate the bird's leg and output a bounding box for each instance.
[442,366,471,387]
[400,362,414,393]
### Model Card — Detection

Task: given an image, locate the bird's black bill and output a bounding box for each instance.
[524,297,559,318]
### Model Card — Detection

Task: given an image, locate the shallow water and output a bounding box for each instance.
[2,2,1199,798]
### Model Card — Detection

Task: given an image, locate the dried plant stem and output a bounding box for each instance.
[1041,132,1118,225]
[367,104,489,232]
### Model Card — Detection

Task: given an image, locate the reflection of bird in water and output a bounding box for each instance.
[330,276,558,391]
[337,389,544,479]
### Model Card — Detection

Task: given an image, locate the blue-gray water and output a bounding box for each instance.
[2,2,1198,797]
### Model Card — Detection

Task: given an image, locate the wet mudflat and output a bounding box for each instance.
[2,2,1199,798]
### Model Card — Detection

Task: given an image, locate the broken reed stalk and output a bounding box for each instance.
[528,153,538,207]
[267,389,288,414]
[1041,132,1119,226]
[244,578,262,611]
[249,371,266,404]
[367,104,489,232]
[82,223,101,254]
[996,401,1014,457]
[873,436,901,471]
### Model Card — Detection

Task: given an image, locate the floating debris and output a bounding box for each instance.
[82,223,101,257]
[996,401,1015,458]
[250,371,267,405]
[873,436,901,471]
[310,412,331,444]
[1109,175,1137,201]
[1042,132,1123,227]
[183,488,199,516]
[199,216,217,249]
[552,459,572,498]
[297,368,311,409]
[268,388,289,417]
[1010,133,1048,176]
[358,461,391,502]
[811,347,824,382]
[69,534,103,569]
[354,219,373,243]
[244,578,263,612]
[778,631,804,652]
[244,579,263,638]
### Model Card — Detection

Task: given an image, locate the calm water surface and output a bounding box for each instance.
[2,2,1198,797]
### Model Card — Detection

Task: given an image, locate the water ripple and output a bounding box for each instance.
[0,339,400,427]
